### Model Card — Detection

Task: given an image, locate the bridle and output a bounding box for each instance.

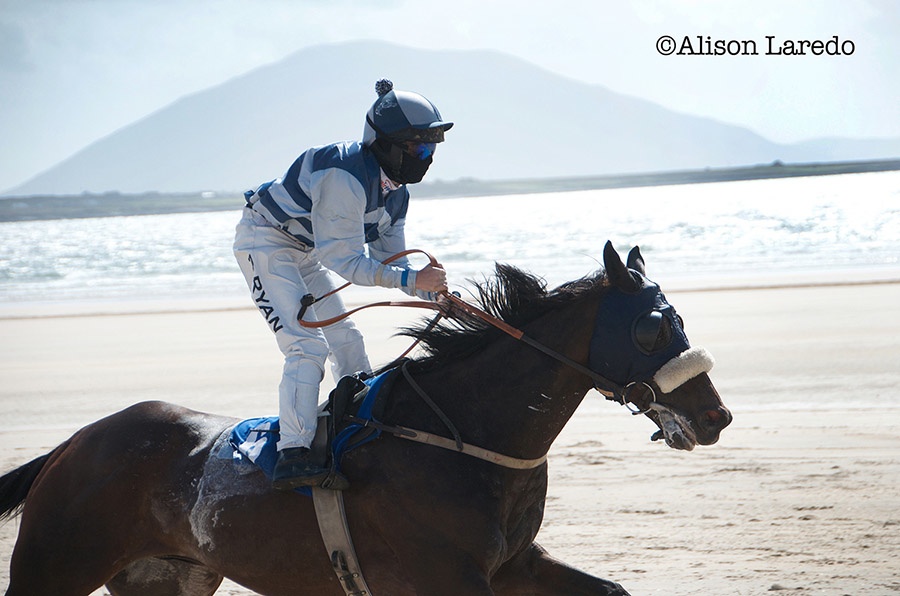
[297,249,658,414]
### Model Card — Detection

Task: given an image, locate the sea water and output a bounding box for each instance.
[0,170,898,309]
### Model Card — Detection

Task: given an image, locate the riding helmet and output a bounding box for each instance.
[363,79,453,145]
[362,79,452,184]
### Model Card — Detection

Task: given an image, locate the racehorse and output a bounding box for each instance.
[0,242,731,595]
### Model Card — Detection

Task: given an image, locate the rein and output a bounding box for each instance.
[297,250,630,402]
[437,292,660,414]
[296,249,435,323]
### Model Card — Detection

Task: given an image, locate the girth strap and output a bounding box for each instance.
[312,487,372,596]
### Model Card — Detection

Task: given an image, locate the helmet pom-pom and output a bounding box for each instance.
[375,79,394,97]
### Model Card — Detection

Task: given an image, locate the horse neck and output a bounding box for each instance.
[410,297,599,461]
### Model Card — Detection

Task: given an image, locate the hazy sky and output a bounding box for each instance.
[1,0,898,192]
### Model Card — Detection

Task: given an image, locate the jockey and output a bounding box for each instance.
[234,79,452,490]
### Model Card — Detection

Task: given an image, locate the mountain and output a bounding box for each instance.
[7,41,900,196]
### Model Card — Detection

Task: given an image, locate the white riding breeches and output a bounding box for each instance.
[234,208,372,450]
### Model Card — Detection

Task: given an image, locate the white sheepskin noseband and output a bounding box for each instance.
[653,346,715,393]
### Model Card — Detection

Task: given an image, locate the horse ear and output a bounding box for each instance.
[603,241,639,292]
[626,246,646,276]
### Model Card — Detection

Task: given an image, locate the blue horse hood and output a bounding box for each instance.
[588,273,691,387]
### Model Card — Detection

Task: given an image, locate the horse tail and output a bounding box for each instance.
[0,450,57,523]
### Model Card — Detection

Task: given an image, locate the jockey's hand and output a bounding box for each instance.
[434,290,459,313]
[416,263,448,294]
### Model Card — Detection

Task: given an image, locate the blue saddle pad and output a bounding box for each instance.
[228,369,393,485]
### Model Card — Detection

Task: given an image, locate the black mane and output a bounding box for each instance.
[400,264,607,368]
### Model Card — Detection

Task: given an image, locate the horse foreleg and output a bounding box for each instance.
[378,546,497,596]
[491,543,631,596]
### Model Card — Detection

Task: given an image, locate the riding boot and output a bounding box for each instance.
[272,447,329,490]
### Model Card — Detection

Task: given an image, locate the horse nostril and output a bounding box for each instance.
[703,407,732,430]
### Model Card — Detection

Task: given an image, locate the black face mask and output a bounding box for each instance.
[395,152,432,184]
[370,138,433,185]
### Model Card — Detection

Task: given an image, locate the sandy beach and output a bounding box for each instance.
[1,280,898,595]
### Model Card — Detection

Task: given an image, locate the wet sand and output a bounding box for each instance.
[1,281,898,595]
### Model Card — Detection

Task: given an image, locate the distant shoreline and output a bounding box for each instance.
[414,157,900,198]
[1,157,898,223]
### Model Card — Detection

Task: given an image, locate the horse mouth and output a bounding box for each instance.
[647,404,698,451]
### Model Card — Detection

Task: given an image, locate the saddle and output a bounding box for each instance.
[315,365,402,476]
[229,366,399,491]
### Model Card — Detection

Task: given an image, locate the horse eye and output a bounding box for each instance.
[634,310,673,353]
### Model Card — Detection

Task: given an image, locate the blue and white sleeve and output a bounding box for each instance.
[368,218,435,299]
[310,168,412,292]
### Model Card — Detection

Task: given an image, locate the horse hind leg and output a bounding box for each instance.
[106,557,223,596]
